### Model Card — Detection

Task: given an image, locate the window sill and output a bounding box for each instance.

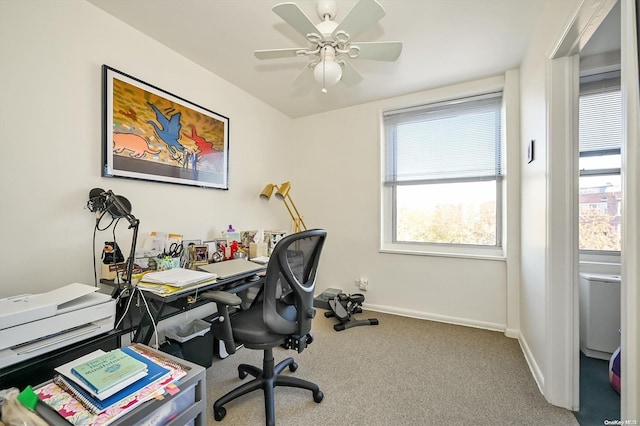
[379,243,505,261]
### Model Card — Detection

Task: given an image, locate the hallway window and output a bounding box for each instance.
[382,92,503,253]
[579,71,622,252]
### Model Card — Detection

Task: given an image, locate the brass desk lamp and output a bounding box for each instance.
[260,182,307,232]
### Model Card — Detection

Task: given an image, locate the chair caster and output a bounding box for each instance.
[289,361,298,372]
[239,369,248,379]
[313,390,324,403]
[214,406,226,421]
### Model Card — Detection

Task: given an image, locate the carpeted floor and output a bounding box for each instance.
[204,311,577,425]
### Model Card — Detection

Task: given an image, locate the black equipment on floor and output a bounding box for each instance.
[325,293,379,331]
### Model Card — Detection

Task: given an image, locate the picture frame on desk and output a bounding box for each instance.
[188,245,209,269]
[102,65,230,190]
[182,239,202,258]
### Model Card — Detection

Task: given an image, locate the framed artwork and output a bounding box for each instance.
[102,65,229,189]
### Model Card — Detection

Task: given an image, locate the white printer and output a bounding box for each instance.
[0,283,116,369]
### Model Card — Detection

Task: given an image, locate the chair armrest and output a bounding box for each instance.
[202,290,242,355]
[202,290,242,306]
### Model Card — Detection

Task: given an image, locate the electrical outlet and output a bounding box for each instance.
[359,278,368,291]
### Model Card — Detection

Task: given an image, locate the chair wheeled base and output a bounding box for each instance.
[213,348,324,426]
[325,293,379,331]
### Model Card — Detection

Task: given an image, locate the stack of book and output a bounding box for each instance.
[34,344,188,426]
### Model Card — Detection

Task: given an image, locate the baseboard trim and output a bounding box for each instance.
[517,332,545,394]
[505,328,520,339]
[363,303,506,333]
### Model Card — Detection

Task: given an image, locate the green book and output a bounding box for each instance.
[70,349,147,394]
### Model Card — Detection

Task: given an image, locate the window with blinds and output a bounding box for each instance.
[578,71,622,252]
[382,92,503,248]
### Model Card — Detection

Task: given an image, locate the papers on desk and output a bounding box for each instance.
[140,268,217,287]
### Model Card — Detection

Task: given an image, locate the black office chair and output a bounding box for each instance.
[202,229,327,426]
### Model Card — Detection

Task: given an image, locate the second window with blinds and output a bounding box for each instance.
[578,71,622,253]
[381,92,503,257]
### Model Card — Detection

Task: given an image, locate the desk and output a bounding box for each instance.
[101,267,265,345]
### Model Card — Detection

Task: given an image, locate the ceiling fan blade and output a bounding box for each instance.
[351,41,402,62]
[272,2,324,42]
[340,61,363,86]
[255,48,306,60]
[332,0,386,41]
[293,64,313,85]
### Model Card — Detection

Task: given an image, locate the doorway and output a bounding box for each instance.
[575,3,622,423]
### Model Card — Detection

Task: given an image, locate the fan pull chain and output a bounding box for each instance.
[321,46,328,93]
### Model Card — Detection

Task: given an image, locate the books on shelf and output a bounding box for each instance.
[69,348,147,395]
[35,344,190,426]
[55,350,147,400]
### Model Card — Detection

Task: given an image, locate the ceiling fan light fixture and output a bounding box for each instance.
[257,0,402,93]
[313,59,342,92]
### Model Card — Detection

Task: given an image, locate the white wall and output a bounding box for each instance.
[0,0,293,298]
[518,0,581,394]
[291,76,512,331]
[0,0,512,332]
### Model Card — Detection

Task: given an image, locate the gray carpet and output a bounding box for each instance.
[205,311,578,425]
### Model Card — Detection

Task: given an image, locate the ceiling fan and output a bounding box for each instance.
[255,0,402,93]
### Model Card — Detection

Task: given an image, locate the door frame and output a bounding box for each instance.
[546,0,639,419]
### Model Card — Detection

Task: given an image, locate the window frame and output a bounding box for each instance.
[578,70,622,255]
[380,90,505,260]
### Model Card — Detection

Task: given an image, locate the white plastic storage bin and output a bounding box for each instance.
[579,273,621,360]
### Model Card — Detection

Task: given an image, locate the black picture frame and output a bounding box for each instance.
[102,65,229,189]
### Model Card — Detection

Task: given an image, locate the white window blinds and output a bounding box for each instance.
[579,71,622,154]
[383,93,503,184]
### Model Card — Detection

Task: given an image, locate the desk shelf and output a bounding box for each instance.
[36,345,207,426]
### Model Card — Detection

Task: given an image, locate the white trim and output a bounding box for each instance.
[379,246,505,261]
[550,0,618,59]
[545,54,580,411]
[363,303,506,333]
[518,332,545,395]
[504,68,521,336]
[544,0,619,412]
[620,0,640,419]
[504,328,519,339]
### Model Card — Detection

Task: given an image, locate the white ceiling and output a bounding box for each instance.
[86,0,619,119]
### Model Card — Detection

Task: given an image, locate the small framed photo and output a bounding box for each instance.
[214,237,229,248]
[189,245,209,262]
[182,239,202,257]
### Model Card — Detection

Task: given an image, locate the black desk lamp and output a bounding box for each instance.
[88,188,140,290]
